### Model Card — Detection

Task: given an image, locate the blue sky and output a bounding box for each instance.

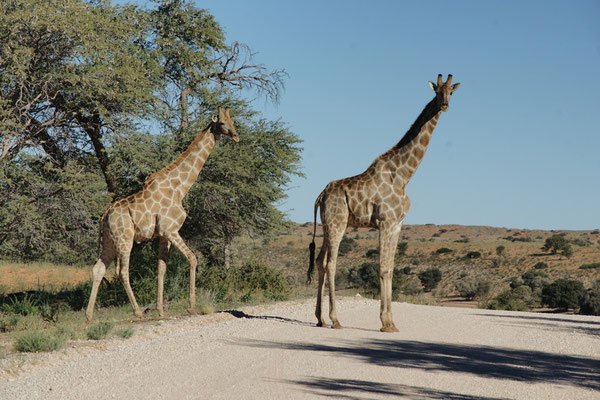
[135,1,600,230]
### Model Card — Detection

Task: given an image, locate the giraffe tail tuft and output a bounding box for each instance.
[307,241,315,284]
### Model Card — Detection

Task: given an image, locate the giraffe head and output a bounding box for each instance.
[428,74,460,112]
[212,107,239,142]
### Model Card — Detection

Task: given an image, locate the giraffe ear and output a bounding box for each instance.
[428,81,437,91]
[212,115,218,123]
[451,83,461,91]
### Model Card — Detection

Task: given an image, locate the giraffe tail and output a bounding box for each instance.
[307,190,325,284]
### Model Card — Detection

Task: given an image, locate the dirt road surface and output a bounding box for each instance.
[1,297,599,399]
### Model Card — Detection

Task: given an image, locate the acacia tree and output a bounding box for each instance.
[0,0,301,264]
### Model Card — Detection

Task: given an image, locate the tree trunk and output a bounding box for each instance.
[224,238,231,270]
[78,113,118,198]
[178,86,190,139]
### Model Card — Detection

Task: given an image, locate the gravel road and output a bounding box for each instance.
[1,297,599,399]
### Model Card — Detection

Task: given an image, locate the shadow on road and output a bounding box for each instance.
[279,377,510,400]
[241,338,600,391]
[475,313,600,337]
[222,310,315,327]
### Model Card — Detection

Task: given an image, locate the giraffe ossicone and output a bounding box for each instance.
[85,107,238,321]
[308,74,460,332]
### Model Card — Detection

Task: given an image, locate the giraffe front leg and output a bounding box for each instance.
[379,224,401,332]
[156,237,170,318]
[166,232,198,315]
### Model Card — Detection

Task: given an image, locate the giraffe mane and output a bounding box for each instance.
[393,97,439,151]
[144,123,213,185]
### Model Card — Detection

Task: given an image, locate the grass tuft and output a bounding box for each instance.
[115,327,134,339]
[86,321,115,340]
[14,330,66,353]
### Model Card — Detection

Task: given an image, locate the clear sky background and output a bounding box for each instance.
[134,1,600,230]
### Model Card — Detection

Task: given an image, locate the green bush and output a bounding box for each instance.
[579,263,600,270]
[435,247,453,255]
[579,280,600,316]
[455,277,490,300]
[14,330,66,353]
[541,279,585,310]
[87,321,115,340]
[116,327,135,339]
[486,288,530,311]
[233,260,290,301]
[338,237,357,256]
[417,267,442,292]
[346,263,409,300]
[533,262,548,269]
[465,251,481,259]
[397,242,408,256]
[365,249,379,259]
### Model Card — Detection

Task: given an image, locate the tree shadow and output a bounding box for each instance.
[475,313,600,337]
[240,338,600,391]
[221,309,314,327]
[279,377,509,400]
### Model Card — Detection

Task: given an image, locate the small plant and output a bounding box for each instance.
[116,327,135,339]
[87,321,115,340]
[14,330,66,353]
[1,293,39,316]
[0,314,20,332]
[496,245,505,256]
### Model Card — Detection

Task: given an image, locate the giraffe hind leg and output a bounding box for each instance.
[315,244,329,328]
[86,249,115,322]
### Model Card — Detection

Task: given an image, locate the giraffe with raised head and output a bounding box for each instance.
[86,107,238,321]
[307,74,460,332]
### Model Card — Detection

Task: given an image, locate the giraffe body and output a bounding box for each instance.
[308,75,459,332]
[86,107,238,321]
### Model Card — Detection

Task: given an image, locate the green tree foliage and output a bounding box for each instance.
[541,235,573,257]
[346,262,415,300]
[0,0,299,265]
[541,279,585,310]
[417,267,442,292]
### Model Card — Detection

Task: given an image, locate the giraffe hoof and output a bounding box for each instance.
[188,308,198,316]
[331,322,343,330]
[316,321,329,328]
[380,324,399,333]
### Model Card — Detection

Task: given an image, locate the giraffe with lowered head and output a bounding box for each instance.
[86,107,238,321]
[307,75,460,332]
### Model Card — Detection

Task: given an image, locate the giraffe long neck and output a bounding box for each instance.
[379,97,441,184]
[148,123,216,197]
